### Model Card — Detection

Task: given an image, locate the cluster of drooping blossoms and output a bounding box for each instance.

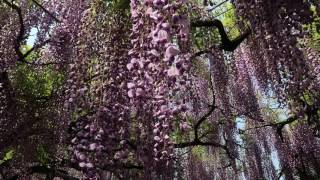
[207,49,231,118]
[45,0,97,177]
[303,41,320,91]
[44,0,89,64]
[292,124,320,173]
[233,0,315,103]
[128,0,190,163]
[248,128,278,180]
[88,8,133,174]
[0,9,18,71]
[232,1,320,178]
[77,8,134,178]
[0,73,12,147]
[0,6,15,126]
[208,47,247,114]
[231,44,263,122]
[272,122,320,178]
[64,3,128,179]
[62,1,136,178]
[207,49,239,168]
[0,82,6,117]
[207,47,267,177]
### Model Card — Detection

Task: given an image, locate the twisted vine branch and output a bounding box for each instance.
[191,19,251,52]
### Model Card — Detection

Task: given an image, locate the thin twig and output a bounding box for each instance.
[207,0,229,12]
[31,0,61,22]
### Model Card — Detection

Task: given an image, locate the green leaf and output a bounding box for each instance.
[0,149,15,165]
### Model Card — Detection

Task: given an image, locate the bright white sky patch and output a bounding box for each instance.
[26,27,38,46]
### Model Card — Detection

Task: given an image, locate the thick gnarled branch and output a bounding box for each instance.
[3,0,25,62]
[3,0,55,64]
[191,19,251,51]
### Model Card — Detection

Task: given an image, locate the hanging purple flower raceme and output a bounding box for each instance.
[273,123,320,177]
[128,0,191,163]
[233,0,314,103]
[0,17,18,71]
[47,0,89,63]
[304,44,320,91]
[87,7,133,177]
[0,72,13,145]
[231,44,263,122]
[50,1,101,178]
[65,2,135,178]
[207,48,232,119]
